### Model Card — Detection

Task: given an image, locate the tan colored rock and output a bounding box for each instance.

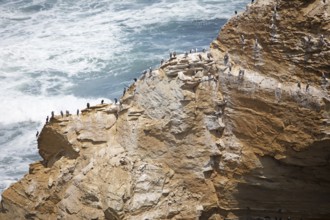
[1,0,330,219]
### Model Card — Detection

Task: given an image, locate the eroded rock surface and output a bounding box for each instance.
[1,0,330,219]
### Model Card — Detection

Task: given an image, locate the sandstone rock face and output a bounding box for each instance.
[1,0,330,219]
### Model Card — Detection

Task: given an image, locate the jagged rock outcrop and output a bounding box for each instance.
[1,0,330,219]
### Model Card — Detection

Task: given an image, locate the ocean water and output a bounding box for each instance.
[0,0,250,194]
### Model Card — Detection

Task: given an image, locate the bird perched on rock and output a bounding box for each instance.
[87,103,90,109]
[321,72,328,82]
[169,52,172,59]
[224,52,229,64]
[319,34,326,47]
[123,88,126,96]
[46,116,49,123]
[198,54,202,61]
[134,78,137,82]
[307,35,312,43]
[160,59,164,65]
[114,98,118,104]
[207,52,213,60]
[238,69,245,79]
[101,100,104,104]
[173,51,176,58]
[60,110,64,117]
[306,82,310,92]
[51,111,54,119]
[254,38,260,50]
[36,131,39,137]
[65,110,70,116]
[240,34,245,45]
[77,109,79,116]
[235,10,237,15]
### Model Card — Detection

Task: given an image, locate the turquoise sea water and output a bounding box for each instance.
[0,0,250,194]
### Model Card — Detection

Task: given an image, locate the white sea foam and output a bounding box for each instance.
[0,92,110,125]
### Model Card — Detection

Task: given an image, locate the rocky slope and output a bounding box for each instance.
[1,0,330,219]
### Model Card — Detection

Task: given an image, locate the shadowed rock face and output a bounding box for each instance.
[1,0,330,219]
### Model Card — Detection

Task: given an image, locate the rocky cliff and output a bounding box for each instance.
[1,0,330,219]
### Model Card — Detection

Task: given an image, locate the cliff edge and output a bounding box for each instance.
[1,0,330,219]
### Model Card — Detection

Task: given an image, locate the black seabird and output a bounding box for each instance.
[36,131,39,137]
[173,51,176,58]
[207,52,213,60]
[77,109,79,116]
[66,110,69,116]
[224,53,229,64]
[60,111,64,117]
[235,10,237,15]
[87,103,90,109]
[101,99,104,104]
[114,98,118,104]
[306,82,310,91]
[123,88,126,96]
[198,54,202,61]
[134,78,137,82]
[160,59,164,65]
[46,116,49,123]
[51,111,54,118]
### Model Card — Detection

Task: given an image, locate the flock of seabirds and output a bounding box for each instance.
[36,0,329,140]
[35,47,213,138]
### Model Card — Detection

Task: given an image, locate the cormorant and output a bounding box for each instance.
[306,82,310,91]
